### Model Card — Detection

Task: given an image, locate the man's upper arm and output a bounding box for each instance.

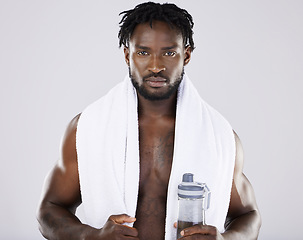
[226,131,259,226]
[39,114,81,213]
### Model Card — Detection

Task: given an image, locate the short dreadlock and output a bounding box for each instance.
[118,2,195,51]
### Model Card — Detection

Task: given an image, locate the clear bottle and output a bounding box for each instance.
[176,173,210,239]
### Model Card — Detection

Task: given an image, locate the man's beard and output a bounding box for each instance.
[129,68,184,101]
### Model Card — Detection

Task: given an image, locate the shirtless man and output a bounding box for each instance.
[37,2,261,239]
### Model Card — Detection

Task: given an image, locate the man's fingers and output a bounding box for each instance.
[181,224,217,237]
[105,214,138,238]
[109,214,136,224]
[180,234,213,240]
[116,224,139,237]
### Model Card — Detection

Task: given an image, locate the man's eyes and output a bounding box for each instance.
[136,50,176,57]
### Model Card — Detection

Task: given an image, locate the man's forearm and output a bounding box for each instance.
[37,202,97,240]
[222,210,261,240]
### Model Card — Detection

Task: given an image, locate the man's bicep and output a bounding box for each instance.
[40,114,81,212]
[227,174,258,222]
[226,132,259,224]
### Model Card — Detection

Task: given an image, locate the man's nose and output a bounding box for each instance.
[147,55,166,73]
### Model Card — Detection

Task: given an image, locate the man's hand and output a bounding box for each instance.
[97,214,139,240]
[175,222,224,240]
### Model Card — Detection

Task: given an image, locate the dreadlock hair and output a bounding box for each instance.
[118,2,195,51]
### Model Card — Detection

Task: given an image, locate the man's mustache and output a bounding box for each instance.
[143,72,168,81]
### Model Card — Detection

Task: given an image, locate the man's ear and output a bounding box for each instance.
[124,47,130,66]
[184,45,192,66]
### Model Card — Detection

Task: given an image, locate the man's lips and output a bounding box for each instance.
[145,76,167,88]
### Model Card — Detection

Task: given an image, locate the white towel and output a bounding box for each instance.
[76,73,235,239]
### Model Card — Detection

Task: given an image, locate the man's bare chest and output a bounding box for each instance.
[133,120,175,239]
[138,123,175,186]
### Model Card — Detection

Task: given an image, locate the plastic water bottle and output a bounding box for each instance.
[176,173,210,239]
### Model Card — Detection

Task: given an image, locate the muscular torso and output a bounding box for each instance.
[133,116,175,239]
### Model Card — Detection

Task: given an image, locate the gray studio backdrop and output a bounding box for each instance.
[0,0,302,239]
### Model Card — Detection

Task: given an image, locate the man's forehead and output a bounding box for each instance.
[129,21,183,47]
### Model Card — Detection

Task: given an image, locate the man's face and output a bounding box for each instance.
[124,21,191,101]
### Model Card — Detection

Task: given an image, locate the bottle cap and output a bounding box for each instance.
[182,173,194,182]
[178,173,211,207]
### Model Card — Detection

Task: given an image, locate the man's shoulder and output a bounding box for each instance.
[62,113,82,148]
[67,113,81,133]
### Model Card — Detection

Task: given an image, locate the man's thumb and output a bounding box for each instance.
[109,214,136,224]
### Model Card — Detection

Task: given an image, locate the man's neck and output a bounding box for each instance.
[137,93,177,120]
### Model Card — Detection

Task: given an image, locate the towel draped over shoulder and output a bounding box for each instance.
[76,73,235,239]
